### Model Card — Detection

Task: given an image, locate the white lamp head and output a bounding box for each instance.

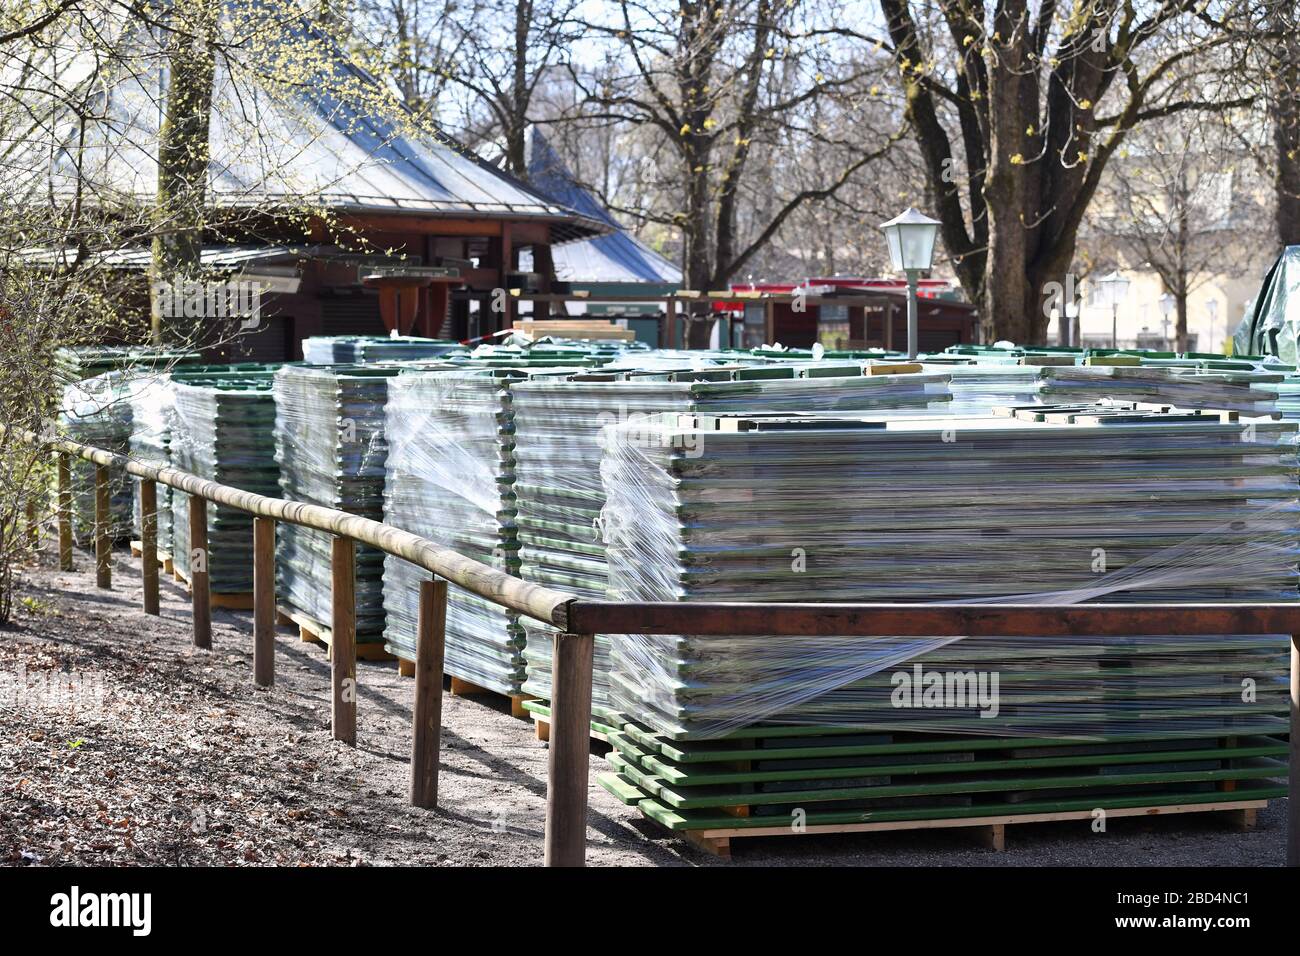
[1096,270,1130,306]
[880,207,940,273]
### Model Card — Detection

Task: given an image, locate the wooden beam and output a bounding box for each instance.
[410,578,447,809]
[56,453,72,571]
[331,535,356,745]
[94,463,111,589]
[545,631,594,867]
[188,495,211,649]
[140,479,159,615]
[564,601,1300,638]
[253,517,275,688]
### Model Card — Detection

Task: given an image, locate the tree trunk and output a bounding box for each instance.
[150,0,217,345]
[980,4,1037,345]
[505,0,532,176]
[1275,25,1300,246]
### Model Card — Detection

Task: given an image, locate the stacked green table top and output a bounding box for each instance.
[128,373,176,552]
[381,367,578,693]
[169,370,280,593]
[510,363,953,709]
[598,404,1299,739]
[55,346,202,382]
[934,361,1284,417]
[595,402,1296,831]
[599,721,1289,831]
[274,365,400,640]
[59,372,139,542]
[301,336,467,364]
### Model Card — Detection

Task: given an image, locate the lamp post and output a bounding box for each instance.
[879,208,940,360]
[1096,271,1130,349]
[1159,293,1175,350]
[1207,298,1219,353]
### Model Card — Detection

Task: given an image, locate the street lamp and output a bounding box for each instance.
[1095,271,1130,349]
[880,207,940,359]
[1207,298,1219,353]
[1159,293,1175,350]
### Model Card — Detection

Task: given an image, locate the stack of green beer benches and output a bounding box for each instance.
[169,368,281,593]
[594,404,1297,838]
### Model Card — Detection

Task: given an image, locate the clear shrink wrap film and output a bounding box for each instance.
[598,405,1299,740]
[511,364,954,708]
[382,367,578,694]
[59,371,138,542]
[169,374,280,593]
[128,373,175,551]
[274,365,397,639]
[936,361,1283,417]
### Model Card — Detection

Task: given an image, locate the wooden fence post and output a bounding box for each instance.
[331,535,356,745]
[253,517,276,688]
[1289,633,1298,867]
[545,631,594,867]
[94,463,111,589]
[189,494,211,649]
[140,479,159,615]
[410,578,447,808]
[56,453,73,571]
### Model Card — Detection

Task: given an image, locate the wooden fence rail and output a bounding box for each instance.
[8,425,1298,868]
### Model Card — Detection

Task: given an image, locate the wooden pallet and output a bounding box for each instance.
[512,319,635,342]
[129,540,174,574]
[446,675,532,719]
[169,565,254,610]
[275,605,393,662]
[521,699,615,743]
[650,799,1266,860]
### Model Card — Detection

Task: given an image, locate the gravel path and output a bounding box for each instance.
[1,545,1288,866]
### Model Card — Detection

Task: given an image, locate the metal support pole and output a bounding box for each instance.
[906,271,919,360]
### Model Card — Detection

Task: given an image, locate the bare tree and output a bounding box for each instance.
[877,0,1270,344]
[1084,114,1272,351]
[1267,1,1300,246]
[562,0,900,345]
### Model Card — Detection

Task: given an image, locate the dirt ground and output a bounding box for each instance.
[0,544,1289,867]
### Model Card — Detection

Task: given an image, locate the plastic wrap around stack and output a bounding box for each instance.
[301,336,466,364]
[274,366,398,641]
[128,374,176,553]
[600,404,1298,738]
[55,346,202,383]
[382,368,561,694]
[595,405,1298,832]
[59,372,137,542]
[511,364,953,716]
[939,361,1283,417]
[170,372,280,593]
